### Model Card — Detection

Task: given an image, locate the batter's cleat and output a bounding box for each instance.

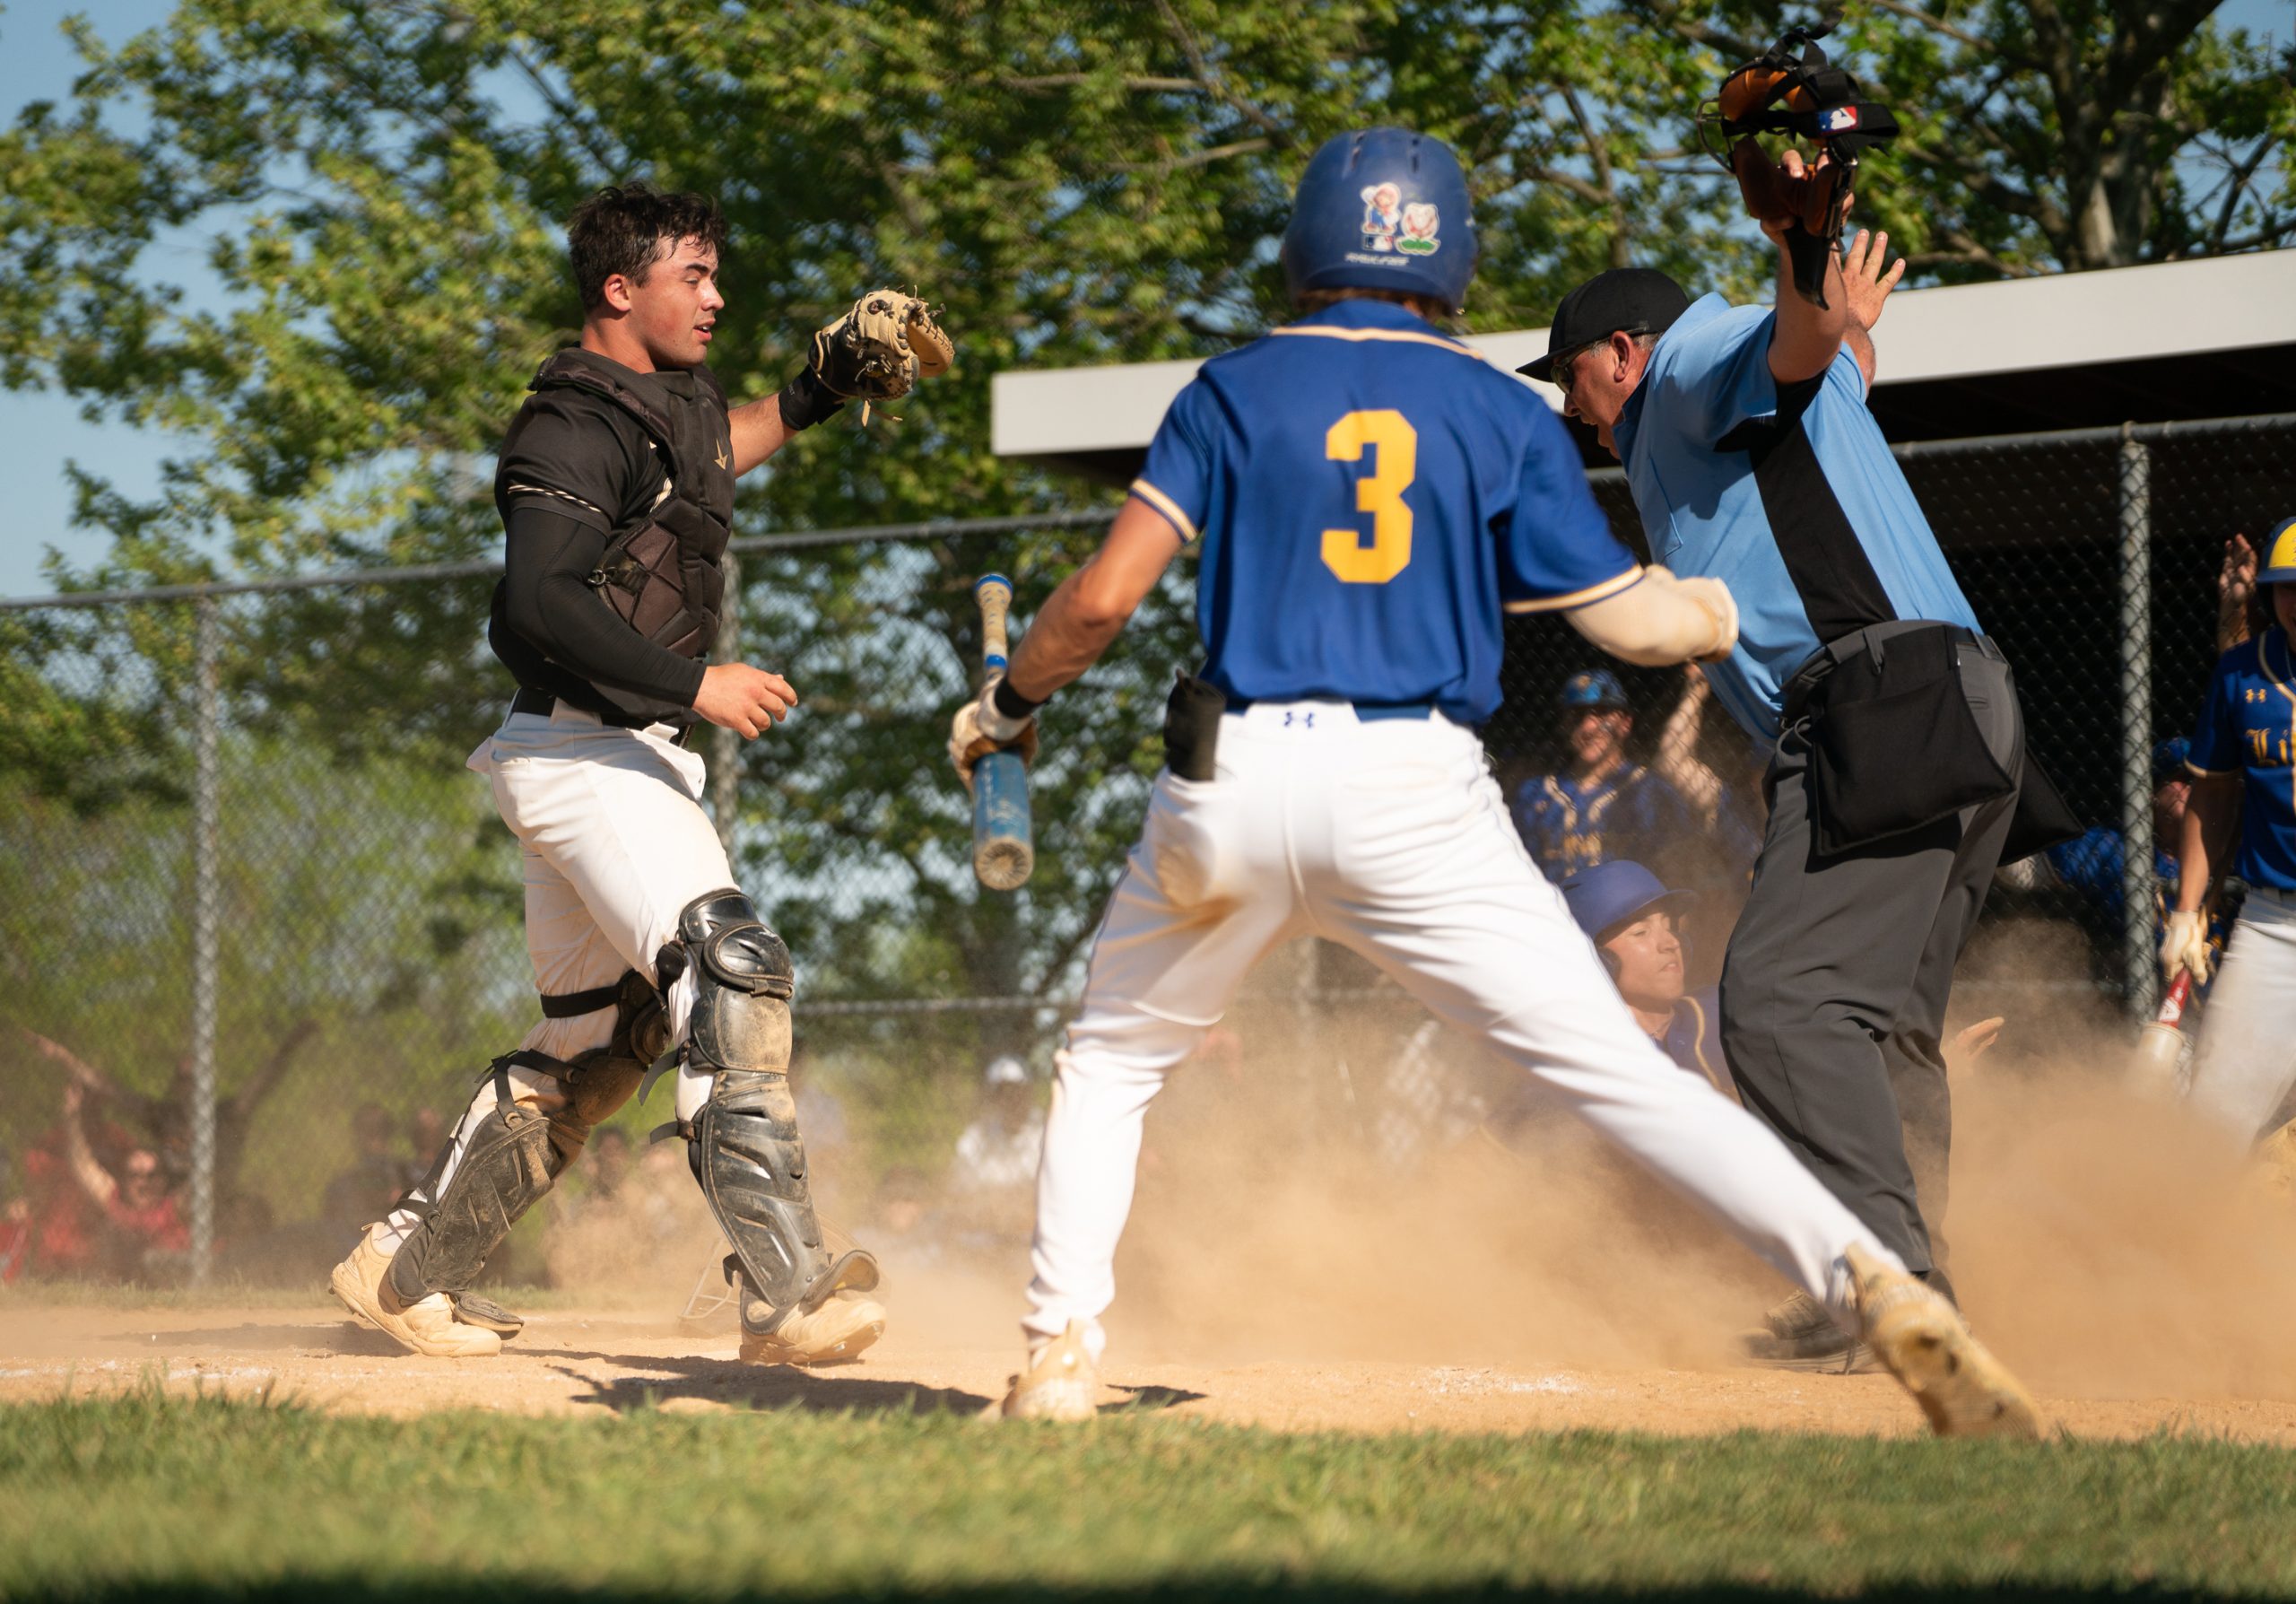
[738,1291,887,1367]
[1739,1289,1877,1373]
[447,1292,526,1339]
[1847,1243,2043,1440]
[328,1235,502,1358]
[999,1321,1100,1421]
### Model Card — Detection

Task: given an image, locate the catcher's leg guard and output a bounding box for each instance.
[385,972,664,1311]
[678,889,882,1354]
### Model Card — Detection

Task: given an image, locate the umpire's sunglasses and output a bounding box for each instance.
[1552,326,1655,400]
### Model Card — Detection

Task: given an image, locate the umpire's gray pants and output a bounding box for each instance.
[1720,627,2022,1303]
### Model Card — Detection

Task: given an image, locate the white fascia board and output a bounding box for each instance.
[990,335,1562,460]
[1866,250,2296,382]
[991,251,2296,458]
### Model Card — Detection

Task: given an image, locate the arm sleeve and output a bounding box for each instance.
[1648,304,1780,444]
[1127,379,1217,545]
[2187,654,2244,775]
[500,506,708,708]
[1498,404,1640,613]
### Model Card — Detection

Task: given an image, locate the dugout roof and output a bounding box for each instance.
[991,251,2296,479]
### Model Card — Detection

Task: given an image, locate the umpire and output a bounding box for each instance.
[1528,164,2072,1315]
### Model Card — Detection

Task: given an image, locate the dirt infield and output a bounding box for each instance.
[8,1295,2296,1443]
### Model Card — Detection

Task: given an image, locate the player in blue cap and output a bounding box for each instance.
[2170,517,2296,1146]
[1559,861,1728,1095]
[950,126,2038,1437]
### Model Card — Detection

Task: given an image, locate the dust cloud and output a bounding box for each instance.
[544,987,2296,1406]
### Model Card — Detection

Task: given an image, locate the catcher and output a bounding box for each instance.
[329,182,948,1362]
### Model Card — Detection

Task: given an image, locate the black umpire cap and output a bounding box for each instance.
[1519,268,1692,384]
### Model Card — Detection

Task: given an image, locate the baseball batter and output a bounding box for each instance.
[948,128,2039,1438]
[329,184,945,1363]
[2167,518,2296,1144]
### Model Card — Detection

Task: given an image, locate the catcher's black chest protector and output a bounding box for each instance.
[525,350,738,667]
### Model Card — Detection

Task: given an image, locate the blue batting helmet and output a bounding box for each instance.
[1558,669,1629,711]
[2152,737,2191,785]
[1561,861,1698,943]
[1281,127,1477,312]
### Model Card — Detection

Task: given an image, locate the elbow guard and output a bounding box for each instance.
[1569,566,1739,667]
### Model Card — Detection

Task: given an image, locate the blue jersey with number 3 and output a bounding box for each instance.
[1128,299,1639,725]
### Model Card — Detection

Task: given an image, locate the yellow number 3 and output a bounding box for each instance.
[1322,410,1417,585]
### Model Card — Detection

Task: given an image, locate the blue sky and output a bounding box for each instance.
[4,0,2291,597]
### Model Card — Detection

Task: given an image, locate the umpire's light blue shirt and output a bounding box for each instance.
[1610,293,1979,743]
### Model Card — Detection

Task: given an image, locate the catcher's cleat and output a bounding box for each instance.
[999,1321,1100,1422]
[329,1234,502,1358]
[737,1289,886,1367]
[1739,1288,1877,1373]
[1847,1243,2043,1439]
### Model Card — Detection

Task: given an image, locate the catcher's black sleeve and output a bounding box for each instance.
[500,506,707,709]
[495,388,659,533]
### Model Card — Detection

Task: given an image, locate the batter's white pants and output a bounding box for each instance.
[1022,703,1900,1352]
[2186,887,2296,1144]
[373,702,733,1252]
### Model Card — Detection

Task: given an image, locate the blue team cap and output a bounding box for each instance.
[2152,737,2191,784]
[1561,861,1698,942]
[1558,669,1629,710]
[2260,518,2296,586]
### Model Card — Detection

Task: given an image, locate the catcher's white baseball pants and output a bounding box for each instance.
[2185,886,2296,1143]
[374,702,730,1252]
[1022,702,1900,1350]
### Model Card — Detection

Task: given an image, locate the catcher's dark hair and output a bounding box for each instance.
[568,183,727,312]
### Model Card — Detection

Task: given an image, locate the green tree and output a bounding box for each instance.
[1,0,2287,1035]
[1652,0,2296,276]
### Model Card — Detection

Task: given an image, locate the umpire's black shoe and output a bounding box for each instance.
[1738,1289,1879,1373]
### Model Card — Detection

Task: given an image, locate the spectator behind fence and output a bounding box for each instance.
[323,1103,415,1242]
[1,1146,28,1285]
[2000,738,2231,978]
[405,1107,448,1191]
[952,1056,1047,1196]
[22,1082,190,1283]
[1511,670,1709,884]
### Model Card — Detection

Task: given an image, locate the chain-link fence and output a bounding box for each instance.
[4,413,2291,1291]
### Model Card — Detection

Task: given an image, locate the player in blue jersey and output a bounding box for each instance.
[1513,671,1703,881]
[948,129,2039,1437]
[2167,518,2296,1145]
[1534,170,2076,1320]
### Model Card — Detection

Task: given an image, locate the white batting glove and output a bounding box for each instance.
[2161,909,2213,987]
[948,674,1039,792]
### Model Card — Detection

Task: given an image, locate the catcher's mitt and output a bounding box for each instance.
[809,290,952,423]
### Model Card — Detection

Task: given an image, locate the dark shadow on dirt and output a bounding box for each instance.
[1106,1382,1205,1412]
[547,1356,991,1417]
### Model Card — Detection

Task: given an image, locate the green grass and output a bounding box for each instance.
[4,1389,2295,1600]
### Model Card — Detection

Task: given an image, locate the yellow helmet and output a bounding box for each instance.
[2264,517,2296,586]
